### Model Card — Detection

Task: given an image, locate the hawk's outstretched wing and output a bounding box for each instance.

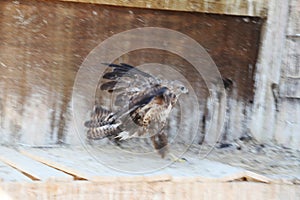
[100,63,161,108]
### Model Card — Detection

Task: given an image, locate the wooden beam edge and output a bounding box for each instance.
[54,0,268,17]
[20,150,88,181]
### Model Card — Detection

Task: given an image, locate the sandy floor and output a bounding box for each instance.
[84,135,300,183]
[14,135,300,183]
[190,140,300,183]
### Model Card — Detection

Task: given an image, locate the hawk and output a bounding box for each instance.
[84,63,188,158]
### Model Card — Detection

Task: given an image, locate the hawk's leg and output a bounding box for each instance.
[108,135,122,146]
[151,132,168,158]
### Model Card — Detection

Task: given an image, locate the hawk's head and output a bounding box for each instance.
[171,80,188,96]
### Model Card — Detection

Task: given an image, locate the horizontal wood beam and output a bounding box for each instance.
[57,0,268,17]
[0,181,299,199]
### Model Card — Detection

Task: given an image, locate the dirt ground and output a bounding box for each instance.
[190,140,300,183]
[84,134,300,183]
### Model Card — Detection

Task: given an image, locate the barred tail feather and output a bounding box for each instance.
[87,123,122,140]
[92,106,112,119]
[84,120,110,128]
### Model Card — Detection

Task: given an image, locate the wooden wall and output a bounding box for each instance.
[0,0,262,146]
[274,0,300,147]
[0,0,299,149]
[250,0,300,149]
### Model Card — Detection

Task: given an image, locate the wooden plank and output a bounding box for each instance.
[0,181,300,200]
[281,77,300,98]
[283,38,300,77]
[57,0,268,17]
[219,170,272,183]
[0,147,73,181]
[0,160,32,182]
[21,148,94,180]
[20,147,125,181]
[287,0,300,35]
[21,147,160,181]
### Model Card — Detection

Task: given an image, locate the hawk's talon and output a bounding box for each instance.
[168,153,187,163]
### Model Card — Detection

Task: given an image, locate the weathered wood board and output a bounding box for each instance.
[0,180,299,200]
[57,0,268,17]
[0,160,32,182]
[286,0,300,36]
[0,147,73,181]
[271,0,300,148]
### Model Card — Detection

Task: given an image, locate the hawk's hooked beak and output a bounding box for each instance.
[183,88,189,94]
[180,86,188,94]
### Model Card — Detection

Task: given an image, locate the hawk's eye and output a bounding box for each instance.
[181,86,185,91]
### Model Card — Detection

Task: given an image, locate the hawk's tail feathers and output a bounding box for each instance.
[91,106,112,119]
[87,122,122,140]
[84,120,110,128]
[85,105,122,140]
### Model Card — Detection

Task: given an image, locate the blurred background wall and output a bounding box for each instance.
[0,0,298,149]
